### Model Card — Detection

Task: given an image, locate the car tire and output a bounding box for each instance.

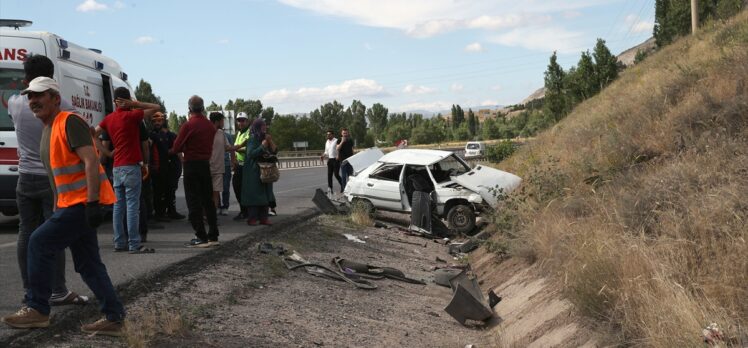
[446,204,476,235]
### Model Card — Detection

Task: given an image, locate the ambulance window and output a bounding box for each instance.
[0,69,25,131]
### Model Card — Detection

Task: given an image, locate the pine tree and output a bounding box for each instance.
[592,39,619,91]
[544,51,567,121]
[467,109,477,137]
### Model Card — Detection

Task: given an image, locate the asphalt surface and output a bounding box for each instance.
[0,166,326,340]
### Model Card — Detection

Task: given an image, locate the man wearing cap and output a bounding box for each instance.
[231,112,250,220]
[95,88,160,254]
[1,77,126,336]
[150,112,184,220]
[8,55,90,309]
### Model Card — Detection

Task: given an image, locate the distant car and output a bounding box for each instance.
[342,148,521,234]
[464,141,486,158]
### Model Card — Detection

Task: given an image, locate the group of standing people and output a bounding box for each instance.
[322,128,355,197]
[1,54,279,336]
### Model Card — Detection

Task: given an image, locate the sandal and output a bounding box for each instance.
[129,246,155,254]
[50,291,89,306]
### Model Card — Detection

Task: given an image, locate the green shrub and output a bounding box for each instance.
[485,140,516,163]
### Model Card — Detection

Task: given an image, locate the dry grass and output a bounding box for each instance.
[489,11,748,347]
[350,200,375,227]
[123,303,190,348]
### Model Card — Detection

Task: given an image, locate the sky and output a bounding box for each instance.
[1,0,655,115]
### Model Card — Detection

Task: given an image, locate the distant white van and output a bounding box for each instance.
[0,20,134,215]
[464,141,485,158]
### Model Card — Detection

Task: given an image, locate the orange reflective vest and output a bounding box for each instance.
[50,111,115,208]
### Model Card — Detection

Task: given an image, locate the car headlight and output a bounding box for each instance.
[467,193,483,204]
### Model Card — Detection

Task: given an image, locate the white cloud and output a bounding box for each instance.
[87,31,97,36]
[364,42,373,51]
[262,79,389,104]
[134,36,156,45]
[114,1,126,9]
[625,14,654,34]
[76,0,108,12]
[277,0,609,39]
[491,85,502,91]
[451,83,464,92]
[562,11,582,19]
[490,26,585,53]
[403,84,436,95]
[464,42,484,53]
[217,38,230,44]
[396,101,452,112]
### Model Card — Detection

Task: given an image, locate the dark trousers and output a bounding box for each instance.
[153,167,178,216]
[327,159,342,192]
[183,160,218,241]
[26,204,125,321]
[232,165,247,214]
[340,162,353,191]
[16,173,67,296]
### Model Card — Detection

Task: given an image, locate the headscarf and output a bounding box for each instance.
[250,118,266,141]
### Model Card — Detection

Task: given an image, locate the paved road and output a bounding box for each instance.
[0,166,326,339]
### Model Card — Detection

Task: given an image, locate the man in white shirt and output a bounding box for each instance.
[320,129,342,197]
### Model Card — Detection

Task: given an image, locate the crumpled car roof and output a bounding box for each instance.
[379,149,452,166]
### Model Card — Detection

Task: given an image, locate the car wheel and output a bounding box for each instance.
[446,204,476,235]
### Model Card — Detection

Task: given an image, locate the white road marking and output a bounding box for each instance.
[0,241,17,249]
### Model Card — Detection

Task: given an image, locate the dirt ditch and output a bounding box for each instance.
[36,214,495,348]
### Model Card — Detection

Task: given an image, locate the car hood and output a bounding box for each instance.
[342,147,384,175]
[452,165,521,207]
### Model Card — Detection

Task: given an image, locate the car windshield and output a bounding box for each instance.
[0,69,25,131]
[429,154,471,183]
[466,143,480,149]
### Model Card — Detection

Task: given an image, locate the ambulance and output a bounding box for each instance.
[0,19,134,215]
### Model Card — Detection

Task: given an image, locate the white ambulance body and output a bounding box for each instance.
[0,22,133,215]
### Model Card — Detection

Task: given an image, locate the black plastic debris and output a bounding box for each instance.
[437,266,497,325]
[312,188,346,215]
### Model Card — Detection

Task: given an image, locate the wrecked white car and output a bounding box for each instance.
[342,148,521,234]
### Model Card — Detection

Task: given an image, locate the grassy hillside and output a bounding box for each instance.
[491,11,748,346]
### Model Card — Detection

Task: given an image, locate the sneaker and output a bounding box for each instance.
[268,209,277,216]
[220,209,229,216]
[1,307,50,329]
[168,212,186,220]
[327,188,333,199]
[81,318,124,337]
[208,240,221,246]
[187,238,210,248]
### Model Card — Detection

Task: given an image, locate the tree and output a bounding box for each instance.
[451,104,465,129]
[592,39,619,91]
[225,99,234,111]
[261,107,275,125]
[347,100,368,146]
[310,101,347,133]
[467,109,477,137]
[366,103,388,137]
[206,101,222,112]
[544,51,567,121]
[134,79,165,112]
[634,49,648,64]
[654,0,743,46]
[411,119,446,145]
[386,122,411,144]
[167,111,180,132]
[246,100,263,119]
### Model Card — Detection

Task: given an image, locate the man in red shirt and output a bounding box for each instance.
[171,95,219,247]
[95,88,160,254]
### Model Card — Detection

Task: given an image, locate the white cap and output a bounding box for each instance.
[21,76,60,95]
[236,112,248,119]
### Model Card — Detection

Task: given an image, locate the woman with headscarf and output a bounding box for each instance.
[241,118,277,225]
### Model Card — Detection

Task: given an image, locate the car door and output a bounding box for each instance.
[365,164,404,211]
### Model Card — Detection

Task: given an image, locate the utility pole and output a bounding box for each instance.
[691,0,699,34]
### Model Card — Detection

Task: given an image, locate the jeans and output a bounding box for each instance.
[16,173,67,296]
[183,161,218,241]
[327,159,342,192]
[340,162,353,191]
[112,165,142,251]
[221,165,232,209]
[26,204,125,322]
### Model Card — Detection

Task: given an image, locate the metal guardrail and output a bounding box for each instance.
[277,152,488,170]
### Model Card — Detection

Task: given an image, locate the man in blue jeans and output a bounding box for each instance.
[336,128,354,191]
[96,88,160,254]
[1,77,125,336]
